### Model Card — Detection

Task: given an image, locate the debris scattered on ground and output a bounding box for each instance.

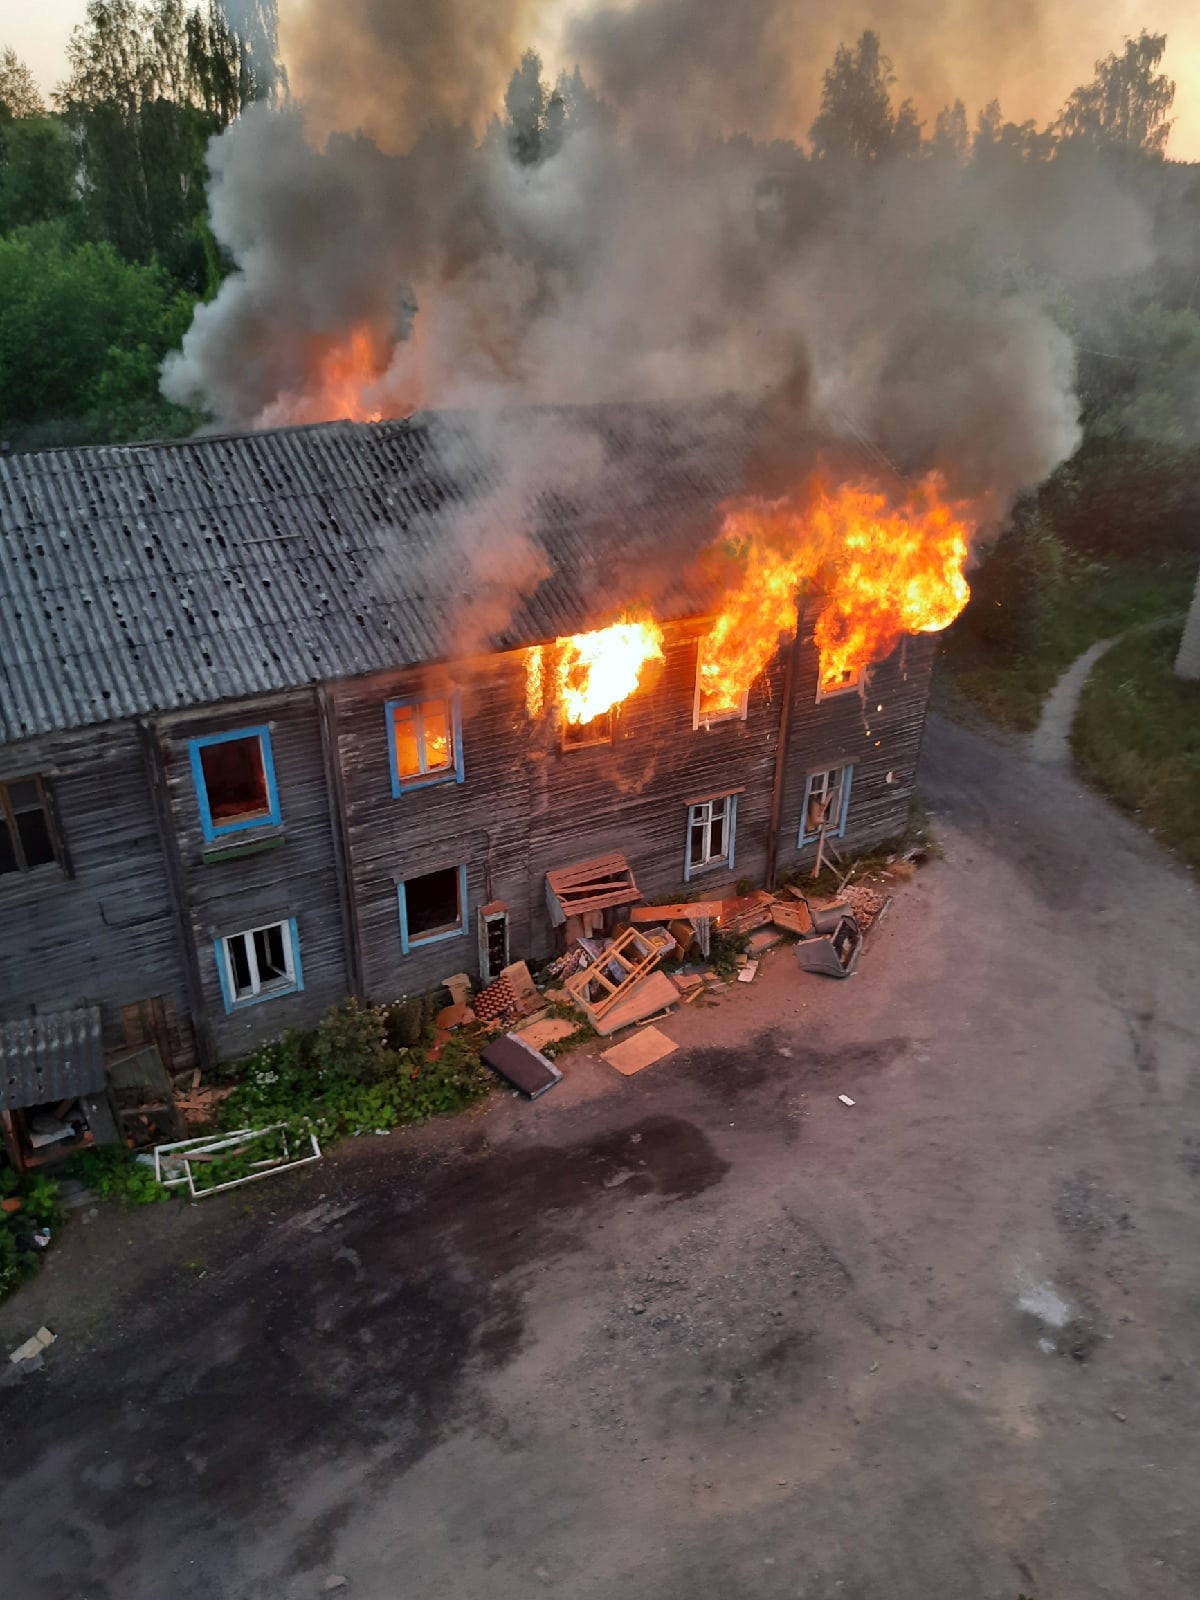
[516,1016,582,1052]
[838,1094,856,1107]
[442,972,473,1008]
[602,1026,678,1077]
[8,1326,56,1363]
[435,1001,474,1031]
[480,1033,562,1099]
[737,960,760,984]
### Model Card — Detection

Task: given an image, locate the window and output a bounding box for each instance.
[685,793,737,881]
[387,695,464,795]
[816,665,863,702]
[562,709,613,749]
[189,727,281,843]
[0,776,60,876]
[215,918,302,1011]
[398,864,468,953]
[800,764,853,845]
[694,647,749,729]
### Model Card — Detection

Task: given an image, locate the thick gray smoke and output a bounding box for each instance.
[163,0,1159,526]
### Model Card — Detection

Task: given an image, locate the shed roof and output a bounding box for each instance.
[0,1006,106,1112]
[0,403,764,744]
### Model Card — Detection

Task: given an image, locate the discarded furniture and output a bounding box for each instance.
[545,855,640,934]
[565,926,664,1022]
[792,915,862,979]
[481,1033,562,1099]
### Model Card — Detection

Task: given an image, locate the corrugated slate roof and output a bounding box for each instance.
[0,403,758,742]
[0,1005,106,1111]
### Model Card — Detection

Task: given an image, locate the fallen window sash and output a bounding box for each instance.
[154,1123,322,1198]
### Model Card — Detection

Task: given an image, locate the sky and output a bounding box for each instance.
[6,0,1199,161]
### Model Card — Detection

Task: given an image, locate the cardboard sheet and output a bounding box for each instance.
[601,1026,678,1076]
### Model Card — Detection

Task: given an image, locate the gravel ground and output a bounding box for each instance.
[1,712,1197,1600]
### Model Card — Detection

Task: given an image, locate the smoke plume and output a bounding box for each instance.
[165,0,1163,554]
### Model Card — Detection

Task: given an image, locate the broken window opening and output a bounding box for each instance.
[685,793,737,879]
[189,727,280,842]
[816,665,863,702]
[562,709,613,749]
[693,648,750,729]
[387,695,463,793]
[0,776,60,876]
[217,918,301,1009]
[800,764,853,845]
[399,864,467,952]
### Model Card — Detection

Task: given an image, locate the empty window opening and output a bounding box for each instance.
[817,665,863,701]
[218,919,300,1009]
[0,776,59,875]
[694,648,750,728]
[189,727,280,841]
[686,793,737,878]
[562,709,613,749]
[801,764,853,844]
[400,865,467,951]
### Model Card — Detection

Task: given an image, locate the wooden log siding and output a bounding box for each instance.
[0,725,190,1047]
[775,626,937,876]
[156,690,350,1058]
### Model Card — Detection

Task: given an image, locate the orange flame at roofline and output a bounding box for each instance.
[698,474,973,717]
[526,620,665,728]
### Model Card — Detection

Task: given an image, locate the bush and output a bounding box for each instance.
[0,1224,21,1302]
[67,1146,170,1207]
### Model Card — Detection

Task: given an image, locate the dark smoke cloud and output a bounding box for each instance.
[164,0,1162,537]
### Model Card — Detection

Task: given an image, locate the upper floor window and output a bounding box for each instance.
[800,764,853,845]
[387,694,464,795]
[685,792,738,881]
[562,709,613,750]
[215,917,302,1011]
[694,646,749,729]
[0,775,61,875]
[188,727,281,843]
[816,665,863,702]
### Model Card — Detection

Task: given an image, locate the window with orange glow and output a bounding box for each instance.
[386,694,463,795]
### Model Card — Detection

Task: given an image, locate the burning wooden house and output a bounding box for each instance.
[0,406,960,1098]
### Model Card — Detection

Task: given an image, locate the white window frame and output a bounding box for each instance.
[685,792,738,881]
[799,765,853,846]
[816,665,864,703]
[216,919,301,1010]
[693,646,750,730]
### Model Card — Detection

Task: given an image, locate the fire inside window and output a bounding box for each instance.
[0,775,60,875]
[685,793,738,880]
[800,764,853,844]
[216,919,302,1010]
[189,728,281,842]
[562,709,613,749]
[398,864,468,953]
[387,694,464,794]
[693,645,749,729]
[817,666,863,702]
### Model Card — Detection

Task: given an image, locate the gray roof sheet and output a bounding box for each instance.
[0,403,762,742]
[0,1005,106,1111]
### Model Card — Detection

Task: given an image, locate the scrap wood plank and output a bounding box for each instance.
[564,927,663,1020]
[592,970,680,1036]
[629,901,723,924]
[770,900,814,937]
[601,1026,678,1077]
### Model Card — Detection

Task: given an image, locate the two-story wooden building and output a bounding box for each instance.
[0,405,935,1109]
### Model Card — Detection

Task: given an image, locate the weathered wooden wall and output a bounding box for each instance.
[155,690,350,1059]
[0,725,189,1047]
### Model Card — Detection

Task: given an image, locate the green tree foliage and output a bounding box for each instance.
[0,223,197,441]
[503,49,568,167]
[58,0,257,290]
[1057,30,1175,154]
[809,31,921,161]
[0,46,44,118]
[930,99,969,162]
[0,115,77,231]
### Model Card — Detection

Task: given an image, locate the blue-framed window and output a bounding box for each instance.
[214,917,303,1012]
[386,694,464,796]
[398,864,468,954]
[188,726,281,843]
[684,792,737,882]
[799,764,853,845]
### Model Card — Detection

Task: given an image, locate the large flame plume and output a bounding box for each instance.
[255,322,427,429]
[698,474,973,717]
[526,619,665,729]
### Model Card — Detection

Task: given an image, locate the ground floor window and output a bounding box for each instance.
[216,918,302,1010]
[685,793,737,880]
[398,864,467,953]
[800,764,853,844]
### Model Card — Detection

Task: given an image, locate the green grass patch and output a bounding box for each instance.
[939,553,1195,732]
[1071,623,1200,870]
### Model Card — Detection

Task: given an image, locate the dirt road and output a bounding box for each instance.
[2,714,1197,1600]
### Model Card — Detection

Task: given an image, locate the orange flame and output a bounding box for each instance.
[527,619,665,728]
[255,320,426,428]
[698,473,973,715]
